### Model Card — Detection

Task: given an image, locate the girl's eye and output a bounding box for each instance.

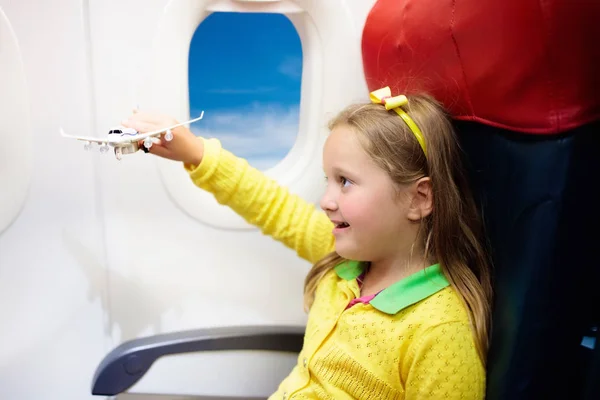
[340,176,352,187]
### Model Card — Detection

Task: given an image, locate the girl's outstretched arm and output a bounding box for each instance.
[185,137,334,264]
[122,111,334,264]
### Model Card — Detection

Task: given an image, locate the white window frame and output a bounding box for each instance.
[147,0,368,230]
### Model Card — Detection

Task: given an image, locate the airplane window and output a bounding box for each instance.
[188,12,302,171]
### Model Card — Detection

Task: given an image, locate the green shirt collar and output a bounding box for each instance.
[334,260,450,314]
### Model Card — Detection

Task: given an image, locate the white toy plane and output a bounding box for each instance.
[60,111,204,160]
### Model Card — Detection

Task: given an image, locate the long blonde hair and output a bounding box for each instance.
[303,95,493,365]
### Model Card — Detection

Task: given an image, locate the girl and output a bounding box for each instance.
[124,87,492,399]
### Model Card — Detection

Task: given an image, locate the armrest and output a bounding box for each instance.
[91,325,305,396]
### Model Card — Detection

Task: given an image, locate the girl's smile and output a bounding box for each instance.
[331,220,350,235]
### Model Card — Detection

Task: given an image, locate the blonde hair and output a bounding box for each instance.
[303,95,493,366]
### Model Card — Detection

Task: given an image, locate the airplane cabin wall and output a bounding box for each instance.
[0,0,108,398]
[0,0,375,399]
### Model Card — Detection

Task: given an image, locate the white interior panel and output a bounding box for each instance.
[0,7,32,234]
[0,1,108,399]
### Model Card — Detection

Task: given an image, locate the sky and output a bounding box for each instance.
[188,12,302,170]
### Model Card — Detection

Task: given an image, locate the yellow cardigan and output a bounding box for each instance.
[186,138,485,399]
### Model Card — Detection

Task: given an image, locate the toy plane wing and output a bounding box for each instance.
[129,111,205,142]
[59,129,119,145]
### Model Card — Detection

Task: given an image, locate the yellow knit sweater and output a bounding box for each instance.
[186,138,485,399]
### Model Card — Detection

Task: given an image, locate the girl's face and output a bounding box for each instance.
[320,125,417,263]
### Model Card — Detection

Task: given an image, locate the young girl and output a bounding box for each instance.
[123,87,492,399]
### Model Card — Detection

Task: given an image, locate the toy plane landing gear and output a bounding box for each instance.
[60,111,204,160]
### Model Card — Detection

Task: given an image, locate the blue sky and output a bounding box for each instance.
[188,12,302,170]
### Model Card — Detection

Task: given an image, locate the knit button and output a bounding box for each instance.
[303,357,308,368]
[282,391,287,400]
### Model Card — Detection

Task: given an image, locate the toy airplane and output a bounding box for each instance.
[60,111,204,160]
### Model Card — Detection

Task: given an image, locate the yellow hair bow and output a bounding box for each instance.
[369,87,427,157]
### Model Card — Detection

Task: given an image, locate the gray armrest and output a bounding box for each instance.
[92,325,305,396]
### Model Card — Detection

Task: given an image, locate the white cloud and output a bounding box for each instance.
[190,103,300,170]
[278,56,302,79]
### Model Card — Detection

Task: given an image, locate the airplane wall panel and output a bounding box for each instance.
[0,0,108,399]
[0,6,32,235]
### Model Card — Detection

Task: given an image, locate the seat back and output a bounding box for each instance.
[455,120,600,399]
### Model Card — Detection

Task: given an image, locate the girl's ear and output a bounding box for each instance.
[408,177,433,221]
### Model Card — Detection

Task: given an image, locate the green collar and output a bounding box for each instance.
[334,260,450,314]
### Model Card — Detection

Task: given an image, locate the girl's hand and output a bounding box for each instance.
[121,109,205,166]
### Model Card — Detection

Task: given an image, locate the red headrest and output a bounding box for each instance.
[361,0,600,134]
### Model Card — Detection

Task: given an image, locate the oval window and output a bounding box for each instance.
[188,12,302,171]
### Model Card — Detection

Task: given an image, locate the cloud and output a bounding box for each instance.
[278,56,302,79]
[190,103,300,170]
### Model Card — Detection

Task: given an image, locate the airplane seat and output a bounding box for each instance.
[454,119,600,400]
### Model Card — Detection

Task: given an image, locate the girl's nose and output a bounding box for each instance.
[320,194,338,212]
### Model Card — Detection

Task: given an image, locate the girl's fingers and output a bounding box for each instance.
[122,114,175,133]
[138,140,178,161]
[133,111,170,126]
[123,119,156,134]
[146,143,172,159]
[160,133,172,146]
